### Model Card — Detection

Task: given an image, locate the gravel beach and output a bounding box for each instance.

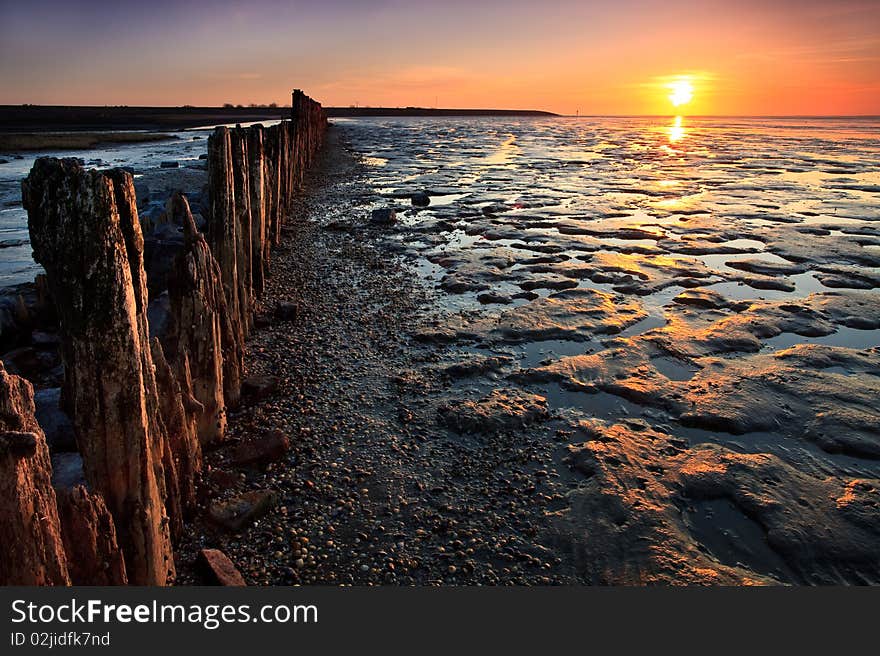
[176,127,577,585]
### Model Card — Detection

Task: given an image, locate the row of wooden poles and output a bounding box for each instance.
[0,90,327,585]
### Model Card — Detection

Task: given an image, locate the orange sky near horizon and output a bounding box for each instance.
[1,0,878,115]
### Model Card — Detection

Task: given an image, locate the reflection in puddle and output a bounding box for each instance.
[620,314,666,337]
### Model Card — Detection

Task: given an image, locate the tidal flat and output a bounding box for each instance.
[173,116,880,585]
[3,115,879,585]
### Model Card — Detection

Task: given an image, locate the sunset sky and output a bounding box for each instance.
[1,0,878,115]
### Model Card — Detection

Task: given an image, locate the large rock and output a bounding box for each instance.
[371,208,397,225]
[198,548,246,586]
[411,191,431,207]
[438,389,549,434]
[208,490,276,532]
[232,429,289,466]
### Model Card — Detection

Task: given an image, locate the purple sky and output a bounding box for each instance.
[1,0,878,114]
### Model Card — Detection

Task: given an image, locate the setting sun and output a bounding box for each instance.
[668,79,694,107]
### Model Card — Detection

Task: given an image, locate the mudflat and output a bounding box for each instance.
[176,116,880,585]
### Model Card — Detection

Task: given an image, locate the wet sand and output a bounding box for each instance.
[174,120,880,585]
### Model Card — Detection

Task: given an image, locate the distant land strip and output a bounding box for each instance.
[0,105,558,135]
[0,105,289,133]
[325,107,558,117]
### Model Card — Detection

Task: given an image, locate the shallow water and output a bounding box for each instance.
[0,121,282,287]
[340,115,880,487]
[341,114,880,333]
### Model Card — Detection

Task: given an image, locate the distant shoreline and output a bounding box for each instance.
[2,106,873,137]
[0,105,289,133]
[0,131,177,151]
[325,107,558,117]
[0,105,558,135]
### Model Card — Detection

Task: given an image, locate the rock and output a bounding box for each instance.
[370,208,397,225]
[208,469,240,489]
[232,429,290,466]
[198,153,208,160]
[159,161,179,168]
[442,355,513,379]
[274,302,298,321]
[411,192,431,207]
[324,220,356,231]
[242,375,279,401]
[198,548,246,586]
[438,389,549,434]
[477,291,512,305]
[33,387,77,452]
[208,490,277,531]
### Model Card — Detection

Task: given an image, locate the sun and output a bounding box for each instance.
[668,78,694,108]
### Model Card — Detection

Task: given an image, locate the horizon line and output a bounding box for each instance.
[1,103,878,119]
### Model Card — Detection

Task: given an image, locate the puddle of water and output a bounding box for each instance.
[683,498,799,583]
[722,238,765,250]
[674,423,880,479]
[517,339,602,368]
[764,326,880,351]
[538,382,645,419]
[697,251,795,275]
[619,314,666,337]
[651,356,699,381]
[429,192,470,206]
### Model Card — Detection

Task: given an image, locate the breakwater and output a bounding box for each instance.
[0,90,326,585]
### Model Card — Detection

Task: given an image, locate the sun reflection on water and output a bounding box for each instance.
[669,115,685,143]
